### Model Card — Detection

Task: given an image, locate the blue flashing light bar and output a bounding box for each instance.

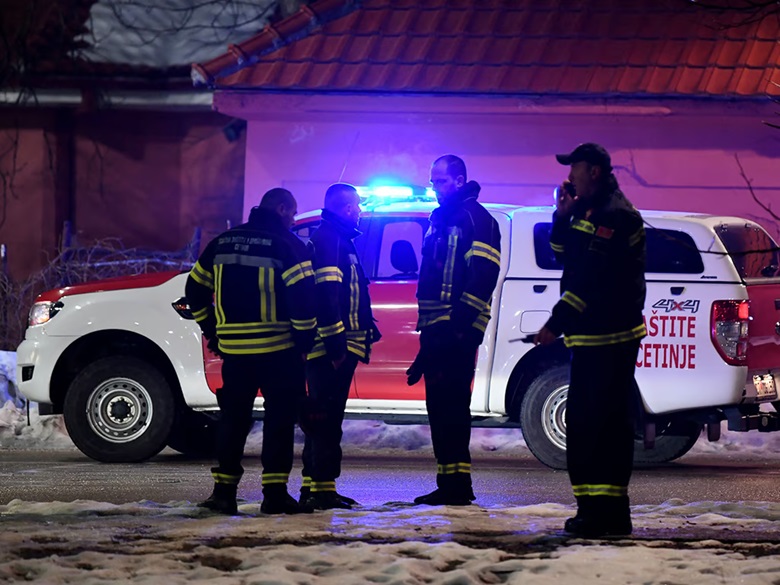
[356,184,436,205]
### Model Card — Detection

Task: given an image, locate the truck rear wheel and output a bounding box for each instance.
[520,363,570,469]
[520,363,702,470]
[634,421,701,466]
[63,356,175,463]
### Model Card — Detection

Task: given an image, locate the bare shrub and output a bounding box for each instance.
[0,229,199,351]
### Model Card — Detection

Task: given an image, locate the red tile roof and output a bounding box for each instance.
[192,0,780,97]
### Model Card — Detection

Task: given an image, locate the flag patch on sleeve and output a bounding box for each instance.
[596,226,615,239]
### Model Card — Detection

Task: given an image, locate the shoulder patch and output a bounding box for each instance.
[596,226,615,239]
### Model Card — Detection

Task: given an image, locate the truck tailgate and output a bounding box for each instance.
[746,280,780,370]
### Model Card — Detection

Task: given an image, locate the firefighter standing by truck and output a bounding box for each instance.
[535,143,647,537]
[407,154,502,506]
[300,183,380,511]
[186,188,317,516]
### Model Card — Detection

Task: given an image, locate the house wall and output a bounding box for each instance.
[224,94,779,240]
[0,109,245,281]
[0,111,59,281]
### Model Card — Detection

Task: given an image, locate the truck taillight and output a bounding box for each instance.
[710,300,750,366]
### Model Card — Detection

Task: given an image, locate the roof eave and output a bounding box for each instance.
[191,0,360,88]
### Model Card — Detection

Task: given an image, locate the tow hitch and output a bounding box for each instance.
[726,411,780,432]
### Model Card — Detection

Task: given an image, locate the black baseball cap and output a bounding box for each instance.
[555,143,612,171]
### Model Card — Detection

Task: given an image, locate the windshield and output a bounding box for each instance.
[715,223,780,279]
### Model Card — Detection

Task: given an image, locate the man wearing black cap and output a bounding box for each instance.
[535,143,647,537]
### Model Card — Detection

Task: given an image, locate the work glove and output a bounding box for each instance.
[370,320,383,344]
[405,349,426,386]
[206,336,223,358]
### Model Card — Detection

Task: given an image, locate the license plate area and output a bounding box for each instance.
[753,373,778,401]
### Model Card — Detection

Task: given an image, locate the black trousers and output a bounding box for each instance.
[421,329,478,480]
[301,353,359,485]
[215,349,305,480]
[566,340,641,515]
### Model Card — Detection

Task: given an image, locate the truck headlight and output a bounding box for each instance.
[28,301,63,327]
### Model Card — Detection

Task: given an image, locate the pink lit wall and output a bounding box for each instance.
[216,94,780,240]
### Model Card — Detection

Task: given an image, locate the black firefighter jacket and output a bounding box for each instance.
[185,207,317,356]
[307,209,377,363]
[416,181,502,346]
[545,183,647,347]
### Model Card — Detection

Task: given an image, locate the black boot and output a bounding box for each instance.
[262,485,310,515]
[564,496,632,538]
[198,482,238,515]
[414,473,473,506]
[305,491,353,510]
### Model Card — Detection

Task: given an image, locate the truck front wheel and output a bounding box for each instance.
[63,356,175,463]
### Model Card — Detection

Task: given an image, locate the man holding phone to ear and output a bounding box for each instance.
[535,143,647,538]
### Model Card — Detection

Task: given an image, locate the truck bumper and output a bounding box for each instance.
[16,335,74,404]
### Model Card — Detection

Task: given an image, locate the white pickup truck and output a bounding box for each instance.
[16,194,780,467]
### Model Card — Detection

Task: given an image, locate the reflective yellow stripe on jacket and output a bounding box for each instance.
[564,324,647,347]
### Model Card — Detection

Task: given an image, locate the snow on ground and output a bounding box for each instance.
[2,496,780,583]
[3,350,780,584]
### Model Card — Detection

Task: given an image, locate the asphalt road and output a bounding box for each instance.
[2,448,779,507]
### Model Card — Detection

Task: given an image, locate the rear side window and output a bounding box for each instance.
[715,223,780,279]
[645,229,704,274]
[533,223,704,274]
[373,219,427,280]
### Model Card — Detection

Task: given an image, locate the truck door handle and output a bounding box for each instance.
[670,286,685,296]
[533,285,547,293]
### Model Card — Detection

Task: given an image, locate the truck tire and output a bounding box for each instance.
[520,364,702,470]
[520,363,570,469]
[633,422,701,466]
[63,356,175,463]
[167,407,217,458]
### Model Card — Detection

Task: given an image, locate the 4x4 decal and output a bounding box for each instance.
[652,299,700,314]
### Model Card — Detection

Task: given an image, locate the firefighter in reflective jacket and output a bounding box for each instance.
[535,143,647,538]
[300,183,380,511]
[186,188,316,516]
[407,155,501,506]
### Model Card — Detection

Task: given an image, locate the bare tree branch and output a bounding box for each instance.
[734,153,779,223]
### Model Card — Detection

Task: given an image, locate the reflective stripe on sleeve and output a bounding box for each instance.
[470,241,501,267]
[315,266,343,283]
[291,317,317,331]
[282,260,314,286]
[572,219,595,234]
[318,321,345,337]
[189,261,214,289]
[461,292,490,313]
[562,291,587,313]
